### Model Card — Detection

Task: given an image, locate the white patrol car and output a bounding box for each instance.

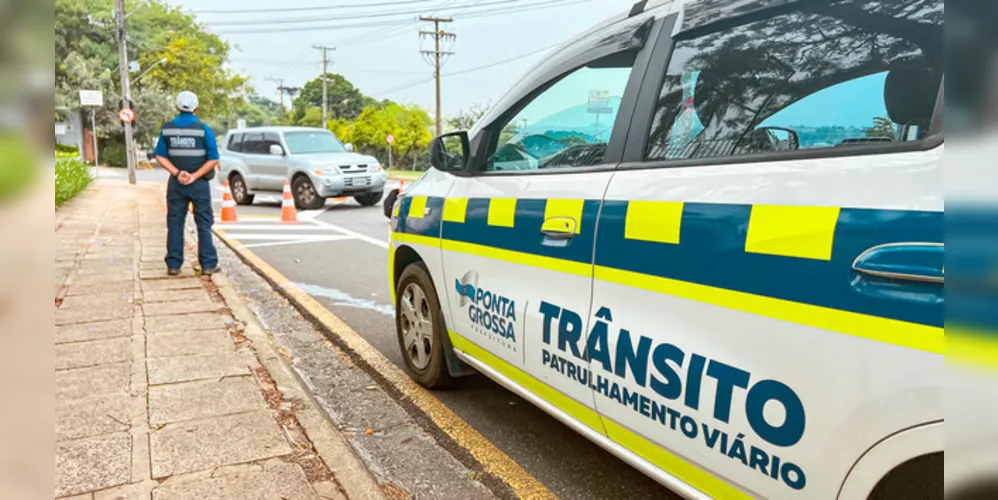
[388,0,944,498]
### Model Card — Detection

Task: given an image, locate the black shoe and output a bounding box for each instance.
[201,266,220,276]
[167,268,181,276]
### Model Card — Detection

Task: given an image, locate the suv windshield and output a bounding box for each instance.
[284,131,345,154]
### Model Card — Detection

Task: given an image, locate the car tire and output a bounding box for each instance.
[229,173,254,206]
[383,189,399,218]
[354,191,382,207]
[396,262,453,389]
[291,176,326,210]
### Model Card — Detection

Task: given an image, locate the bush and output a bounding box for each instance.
[0,135,39,203]
[99,141,127,167]
[55,157,92,207]
[55,143,79,154]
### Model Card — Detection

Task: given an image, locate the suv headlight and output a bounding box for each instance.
[367,164,383,173]
[313,165,340,175]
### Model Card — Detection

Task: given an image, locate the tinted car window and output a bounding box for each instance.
[484,52,636,172]
[262,133,282,153]
[242,133,264,154]
[227,133,243,152]
[645,0,943,161]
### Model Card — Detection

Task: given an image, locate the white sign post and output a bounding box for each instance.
[80,90,104,176]
[587,89,613,141]
[386,134,395,171]
[237,119,247,130]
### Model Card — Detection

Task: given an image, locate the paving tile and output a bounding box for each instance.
[55,433,131,497]
[56,337,131,371]
[59,295,134,311]
[142,299,219,317]
[56,392,130,441]
[151,459,314,500]
[56,363,130,399]
[56,305,134,326]
[149,411,291,478]
[70,273,133,287]
[65,283,134,298]
[142,289,210,304]
[146,330,233,358]
[141,278,203,292]
[148,377,267,425]
[144,313,227,334]
[57,319,132,344]
[147,351,249,385]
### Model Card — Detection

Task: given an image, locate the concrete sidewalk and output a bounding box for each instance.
[55,180,385,500]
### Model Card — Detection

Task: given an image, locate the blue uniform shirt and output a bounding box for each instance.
[154,112,220,161]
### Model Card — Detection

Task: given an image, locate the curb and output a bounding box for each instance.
[212,272,388,500]
[211,229,555,500]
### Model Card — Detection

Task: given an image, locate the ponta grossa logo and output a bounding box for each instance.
[454,270,518,349]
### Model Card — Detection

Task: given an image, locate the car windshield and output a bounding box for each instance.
[284,131,345,154]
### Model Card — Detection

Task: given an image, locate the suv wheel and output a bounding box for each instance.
[291,176,326,210]
[354,191,383,207]
[229,173,254,206]
[396,262,452,389]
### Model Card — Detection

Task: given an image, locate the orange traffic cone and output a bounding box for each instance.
[281,180,298,223]
[220,180,238,222]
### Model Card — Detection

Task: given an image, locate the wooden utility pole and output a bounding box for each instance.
[312,45,335,127]
[419,16,454,137]
[266,77,287,123]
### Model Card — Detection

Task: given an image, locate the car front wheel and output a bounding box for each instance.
[396,262,452,389]
[354,191,383,207]
[291,176,326,210]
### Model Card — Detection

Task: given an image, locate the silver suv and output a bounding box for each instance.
[219,126,386,209]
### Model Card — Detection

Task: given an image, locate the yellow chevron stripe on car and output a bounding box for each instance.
[745,204,841,260]
[443,197,469,223]
[488,197,517,227]
[625,200,685,244]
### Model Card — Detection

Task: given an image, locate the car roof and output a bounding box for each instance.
[225,126,332,135]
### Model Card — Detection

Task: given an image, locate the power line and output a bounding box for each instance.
[443,43,559,77]
[192,0,435,15]
[206,0,521,26]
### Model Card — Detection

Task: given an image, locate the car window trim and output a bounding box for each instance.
[458,19,662,178]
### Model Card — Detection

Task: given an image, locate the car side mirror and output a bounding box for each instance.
[269,144,284,156]
[429,131,470,172]
[344,143,354,152]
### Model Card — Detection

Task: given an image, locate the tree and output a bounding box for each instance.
[291,73,369,122]
[863,116,899,140]
[235,94,281,128]
[447,102,491,131]
[351,104,433,169]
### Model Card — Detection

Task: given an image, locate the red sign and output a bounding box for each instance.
[118,108,136,123]
[386,134,395,145]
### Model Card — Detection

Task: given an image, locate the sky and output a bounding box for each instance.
[162,0,635,118]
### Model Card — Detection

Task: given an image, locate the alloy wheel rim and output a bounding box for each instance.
[400,283,433,370]
[297,182,316,204]
[232,179,246,199]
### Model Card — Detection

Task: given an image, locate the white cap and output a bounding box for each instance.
[175,91,199,112]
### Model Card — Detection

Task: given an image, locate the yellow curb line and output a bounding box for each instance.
[212,229,556,500]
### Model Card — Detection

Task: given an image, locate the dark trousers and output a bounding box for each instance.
[165,177,217,270]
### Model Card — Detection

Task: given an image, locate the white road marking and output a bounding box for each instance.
[238,238,350,249]
[221,233,355,241]
[213,224,335,231]
[305,219,389,249]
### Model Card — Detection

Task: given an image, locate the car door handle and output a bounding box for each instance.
[541,216,577,240]
[852,242,944,284]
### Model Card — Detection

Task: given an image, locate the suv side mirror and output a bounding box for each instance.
[269,144,284,156]
[344,143,354,152]
[429,131,470,172]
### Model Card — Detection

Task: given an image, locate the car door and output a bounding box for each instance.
[590,2,943,498]
[436,18,657,438]
[254,132,289,191]
[239,132,265,189]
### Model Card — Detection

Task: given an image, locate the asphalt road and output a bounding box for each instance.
[189,175,671,499]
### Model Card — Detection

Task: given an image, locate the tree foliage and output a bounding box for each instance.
[447,102,491,132]
[351,104,433,169]
[291,73,380,123]
[863,116,899,140]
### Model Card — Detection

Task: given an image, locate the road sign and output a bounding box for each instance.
[80,90,103,107]
[587,105,613,114]
[588,89,609,104]
[386,134,395,145]
[118,108,136,123]
[237,119,247,130]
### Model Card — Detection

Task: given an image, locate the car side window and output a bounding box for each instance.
[262,133,282,153]
[645,0,942,162]
[227,133,243,152]
[242,133,264,154]
[482,52,636,172]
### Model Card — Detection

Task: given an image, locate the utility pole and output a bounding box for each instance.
[266,77,286,123]
[419,16,455,137]
[312,45,335,127]
[114,0,136,184]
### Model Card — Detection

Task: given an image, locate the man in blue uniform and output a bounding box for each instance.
[154,91,220,276]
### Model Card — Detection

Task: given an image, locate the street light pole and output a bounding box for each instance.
[114,0,137,184]
[133,57,167,85]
